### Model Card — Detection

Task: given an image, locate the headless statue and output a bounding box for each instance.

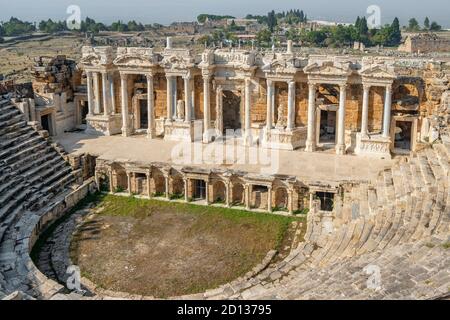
[276,104,287,129]
[176,100,185,121]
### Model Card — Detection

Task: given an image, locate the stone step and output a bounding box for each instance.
[3,141,48,165]
[0,136,43,160]
[0,109,20,122]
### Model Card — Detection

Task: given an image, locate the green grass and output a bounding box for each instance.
[96,193,302,251]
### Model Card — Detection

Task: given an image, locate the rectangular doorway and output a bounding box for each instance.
[193,180,206,200]
[394,121,412,151]
[222,91,241,135]
[41,114,53,135]
[139,100,148,129]
[319,110,336,144]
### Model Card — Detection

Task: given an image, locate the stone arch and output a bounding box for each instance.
[170,172,185,198]
[212,180,227,203]
[113,165,128,193]
[231,182,245,205]
[274,187,289,210]
[152,168,166,196]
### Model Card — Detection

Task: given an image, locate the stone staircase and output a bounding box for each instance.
[0,97,81,299]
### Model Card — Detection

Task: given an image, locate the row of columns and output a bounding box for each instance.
[118,171,296,214]
[265,79,296,132]
[91,71,393,150]
[304,82,393,154]
[86,71,114,117]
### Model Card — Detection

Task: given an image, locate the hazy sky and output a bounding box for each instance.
[0,0,448,27]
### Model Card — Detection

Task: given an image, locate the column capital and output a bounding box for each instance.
[145,72,154,80]
[288,80,296,87]
[385,84,393,91]
[245,78,252,86]
[119,72,128,79]
[266,79,274,86]
[308,82,317,90]
[339,83,348,91]
[362,83,371,91]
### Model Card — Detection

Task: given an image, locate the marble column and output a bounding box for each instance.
[361,84,371,137]
[184,75,192,122]
[202,74,211,143]
[127,172,132,195]
[287,80,296,131]
[93,72,101,114]
[305,83,316,152]
[245,184,251,210]
[109,170,114,193]
[288,189,294,214]
[146,73,155,138]
[120,73,130,137]
[166,75,174,120]
[244,78,252,145]
[266,80,274,131]
[110,74,116,114]
[216,86,223,135]
[184,178,189,202]
[146,172,152,198]
[383,84,393,138]
[336,84,347,155]
[165,176,170,199]
[225,182,231,207]
[102,72,110,116]
[86,72,94,116]
[205,180,210,204]
[267,186,273,213]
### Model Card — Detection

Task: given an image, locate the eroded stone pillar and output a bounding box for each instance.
[202,74,212,143]
[102,72,110,116]
[184,75,192,123]
[109,170,114,193]
[216,85,223,136]
[86,71,94,116]
[336,84,347,155]
[245,184,251,210]
[126,172,132,195]
[383,85,393,138]
[244,78,252,145]
[305,83,316,152]
[361,84,371,137]
[165,175,170,199]
[146,172,152,198]
[166,75,174,120]
[266,80,274,131]
[93,72,101,114]
[267,186,273,213]
[225,182,231,207]
[146,73,156,138]
[287,80,296,131]
[184,178,189,202]
[205,180,210,204]
[120,73,130,137]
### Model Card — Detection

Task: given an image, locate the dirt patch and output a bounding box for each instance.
[70,195,302,298]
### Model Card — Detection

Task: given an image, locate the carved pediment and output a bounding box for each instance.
[304,61,352,76]
[161,54,195,70]
[360,64,396,80]
[79,53,103,67]
[262,57,298,75]
[113,54,156,68]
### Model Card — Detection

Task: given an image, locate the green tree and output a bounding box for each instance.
[256,29,272,46]
[424,17,430,30]
[390,18,402,46]
[407,18,420,31]
[430,21,442,31]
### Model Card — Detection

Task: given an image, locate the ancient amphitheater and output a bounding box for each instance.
[0,39,449,300]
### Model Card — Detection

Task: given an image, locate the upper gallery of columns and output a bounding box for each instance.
[78,40,429,85]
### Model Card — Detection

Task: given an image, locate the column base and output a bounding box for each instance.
[202,129,215,144]
[121,127,132,137]
[305,140,316,152]
[335,144,346,155]
[147,129,156,139]
[86,114,122,136]
[243,131,253,147]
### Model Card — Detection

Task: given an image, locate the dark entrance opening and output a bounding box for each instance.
[81,101,89,124]
[317,192,334,212]
[41,114,51,133]
[319,110,336,144]
[394,121,412,151]
[193,180,206,200]
[139,100,148,129]
[222,91,241,134]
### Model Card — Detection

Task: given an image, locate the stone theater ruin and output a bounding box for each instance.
[0,37,449,300]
